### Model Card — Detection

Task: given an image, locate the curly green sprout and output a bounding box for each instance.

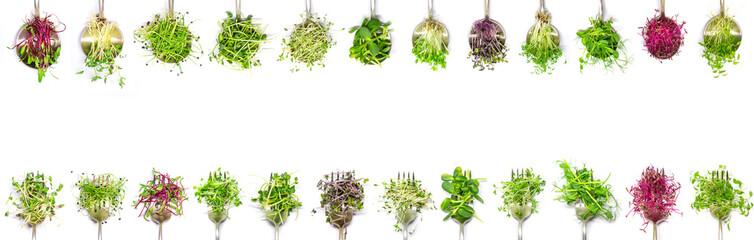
[75,173,127,218]
[194,168,242,213]
[279,13,336,72]
[210,11,268,70]
[5,172,64,226]
[252,172,302,226]
[134,11,202,75]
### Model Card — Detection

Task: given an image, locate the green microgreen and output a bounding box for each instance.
[210,11,268,70]
[521,11,563,74]
[133,169,187,220]
[576,17,630,72]
[134,12,202,75]
[279,13,336,72]
[5,172,64,226]
[554,160,618,221]
[700,12,741,78]
[349,17,393,66]
[77,15,125,87]
[194,168,242,213]
[379,174,435,232]
[75,173,127,217]
[412,18,448,71]
[252,172,302,225]
[690,165,753,230]
[317,171,368,225]
[493,168,546,218]
[440,167,484,223]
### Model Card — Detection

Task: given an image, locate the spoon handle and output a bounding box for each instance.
[370,0,376,18]
[305,0,312,17]
[660,0,665,16]
[718,219,723,240]
[31,224,37,240]
[652,222,658,240]
[518,220,523,240]
[539,0,545,13]
[581,221,587,240]
[215,223,220,240]
[33,0,40,17]
[720,0,725,15]
[235,0,242,18]
[597,0,604,20]
[98,221,103,240]
[428,0,434,18]
[484,0,490,19]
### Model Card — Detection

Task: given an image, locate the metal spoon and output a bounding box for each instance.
[575,200,593,240]
[16,0,61,69]
[703,0,742,52]
[151,211,172,240]
[590,0,617,51]
[412,0,449,49]
[90,208,110,240]
[526,0,559,47]
[330,207,354,240]
[209,210,228,240]
[367,0,391,59]
[80,0,123,57]
[468,0,505,47]
[156,0,184,63]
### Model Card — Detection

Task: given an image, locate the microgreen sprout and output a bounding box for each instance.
[577,17,630,72]
[349,18,393,66]
[133,169,187,220]
[493,168,545,218]
[316,171,367,233]
[210,11,268,70]
[75,173,127,217]
[134,12,202,75]
[413,18,448,71]
[279,13,336,72]
[690,165,753,230]
[379,173,435,232]
[5,172,64,226]
[77,15,125,87]
[468,18,508,71]
[521,11,563,74]
[440,167,484,223]
[640,10,686,61]
[626,166,681,232]
[194,168,242,213]
[700,12,741,78]
[555,160,618,221]
[252,172,302,225]
[11,13,65,82]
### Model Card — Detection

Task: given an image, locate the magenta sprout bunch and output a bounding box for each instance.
[627,166,681,231]
[12,13,66,82]
[640,10,686,61]
[133,170,187,220]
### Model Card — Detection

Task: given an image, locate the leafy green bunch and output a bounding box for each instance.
[77,15,125,87]
[252,172,302,225]
[555,160,618,221]
[576,17,630,72]
[440,167,484,223]
[75,173,127,217]
[194,168,242,213]
[5,172,64,226]
[134,12,202,75]
[380,174,435,232]
[280,13,336,72]
[349,18,392,66]
[412,18,448,71]
[493,168,546,218]
[690,165,753,230]
[700,13,740,78]
[210,11,268,70]
[521,11,563,74]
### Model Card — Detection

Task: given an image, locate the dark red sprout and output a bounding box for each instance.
[133,170,187,220]
[640,10,686,61]
[627,166,682,232]
[12,13,66,82]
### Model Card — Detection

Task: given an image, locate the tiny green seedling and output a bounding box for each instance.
[75,173,127,218]
[521,11,563,74]
[210,12,268,70]
[349,18,392,66]
[279,13,336,72]
[379,172,434,234]
[134,12,202,75]
[194,168,242,213]
[252,172,301,240]
[78,15,125,87]
[6,172,64,226]
[700,13,741,78]
[690,165,753,230]
[493,168,545,218]
[413,18,449,71]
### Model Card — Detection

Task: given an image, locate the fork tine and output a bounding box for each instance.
[726,171,729,181]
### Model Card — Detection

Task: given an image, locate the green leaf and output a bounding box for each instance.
[441,174,453,181]
[366,19,380,30]
[369,43,379,56]
[442,181,456,194]
[357,27,371,40]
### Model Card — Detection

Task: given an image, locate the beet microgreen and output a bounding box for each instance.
[316,170,367,239]
[555,160,618,221]
[640,10,686,61]
[690,165,753,230]
[626,166,681,231]
[493,168,545,218]
[468,18,508,71]
[700,13,741,78]
[577,17,630,72]
[279,14,336,72]
[379,174,435,232]
[77,15,125,87]
[194,168,242,213]
[252,172,302,225]
[210,11,268,70]
[11,13,65,82]
[412,18,448,71]
[75,173,127,218]
[440,167,484,223]
[133,169,187,220]
[5,172,64,226]
[521,11,563,74]
[134,12,202,75]
[349,18,392,66]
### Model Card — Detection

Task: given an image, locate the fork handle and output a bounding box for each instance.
[459,223,465,240]
[275,224,280,240]
[581,220,587,240]
[652,222,658,240]
[98,221,103,240]
[158,223,164,240]
[518,220,523,240]
[718,219,723,240]
[215,222,220,240]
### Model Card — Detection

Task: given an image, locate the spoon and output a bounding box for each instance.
[367,0,391,60]
[151,211,172,240]
[412,0,449,48]
[703,0,742,51]
[16,0,61,69]
[589,0,617,51]
[90,208,110,240]
[330,207,354,240]
[468,0,505,47]
[575,200,593,240]
[156,0,184,63]
[526,0,559,47]
[80,0,124,57]
[209,210,228,240]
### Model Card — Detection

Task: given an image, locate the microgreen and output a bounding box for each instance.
[626,166,681,232]
[78,15,125,87]
[493,168,545,218]
[75,173,127,217]
[194,168,242,213]
[252,172,302,225]
[690,165,753,230]
[134,12,202,75]
[5,172,64,226]
[700,12,740,78]
[317,171,368,225]
[349,18,392,66]
[279,14,336,72]
[440,167,484,223]
[577,17,630,72]
[412,18,448,71]
[133,169,187,220]
[640,10,686,61]
[379,174,435,232]
[468,18,508,71]
[11,13,65,82]
[554,160,618,221]
[210,11,268,70]
[521,11,563,75]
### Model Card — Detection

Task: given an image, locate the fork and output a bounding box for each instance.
[330,171,355,240]
[397,172,418,240]
[453,170,473,240]
[509,169,532,240]
[711,170,731,240]
[575,169,595,240]
[649,168,667,240]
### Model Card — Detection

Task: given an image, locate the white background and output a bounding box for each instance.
[1,0,753,240]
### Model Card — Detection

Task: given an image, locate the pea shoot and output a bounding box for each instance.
[440,167,484,223]
[210,11,268,70]
[521,11,563,74]
[554,160,618,221]
[194,168,242,214]
[279,14,336,72]
[690,165,753,230]
[493,168,545,218]
[576,17,630,72]
[133,169,187,220]
[77,15,125,87]
[412,18,448,71]
[75,173,127,218]
[134,12,202,75]
[700,13,741,78]
[252,172,302,226]
[349,18,393,66]
[5,172,64,226]
[379,173,434,233]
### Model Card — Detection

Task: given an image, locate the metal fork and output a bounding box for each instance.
[330,171,355,240]
[575,169,595,240]
[453,170,473,240]
[397,172,418,240]
[510,169,533,240]
[711,170,731,240]
[649,168,667,240]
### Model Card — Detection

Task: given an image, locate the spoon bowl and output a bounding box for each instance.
[16,23,61,69]
[469,18,505,47]
[81,18,124,57]
[703,18,742,52]
[412,19,449,48]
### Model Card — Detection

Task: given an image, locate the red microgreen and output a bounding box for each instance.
[133,169,187,221]
[11,13,66,82]
[640,10,686,61]
[627,166,681,232]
